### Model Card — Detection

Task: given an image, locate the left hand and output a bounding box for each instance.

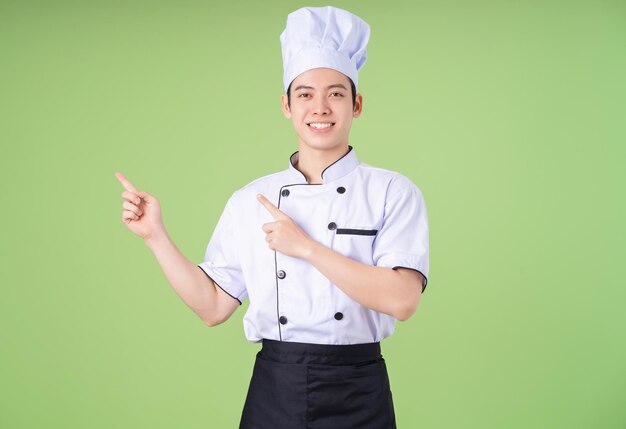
[257,194,316,259]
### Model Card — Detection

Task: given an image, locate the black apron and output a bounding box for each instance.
[239,339,397,429]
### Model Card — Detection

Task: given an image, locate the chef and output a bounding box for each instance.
[196,6,430,428]
[116,5,429,429]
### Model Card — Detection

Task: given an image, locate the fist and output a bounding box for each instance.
[115,172,164,240]
[257,193,315,259]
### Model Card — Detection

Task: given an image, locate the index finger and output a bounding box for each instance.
[115,172,138,192]
[257,194,286,220]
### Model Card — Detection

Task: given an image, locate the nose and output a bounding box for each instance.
[313,96,330,115]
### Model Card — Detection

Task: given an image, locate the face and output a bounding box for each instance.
[281,67,363,153]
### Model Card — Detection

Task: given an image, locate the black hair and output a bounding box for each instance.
[286,77,357,110]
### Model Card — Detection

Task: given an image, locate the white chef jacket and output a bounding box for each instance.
[197,145,429,345]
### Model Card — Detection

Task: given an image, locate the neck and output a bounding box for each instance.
[295,144,350,184]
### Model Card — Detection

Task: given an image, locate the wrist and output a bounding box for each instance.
[302,238,322,262]
[144,228,169,249]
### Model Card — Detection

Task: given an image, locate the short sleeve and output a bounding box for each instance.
[197,196,248,304]
[372,177,430,292]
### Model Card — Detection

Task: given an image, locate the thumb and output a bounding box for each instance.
[137,191,156,203]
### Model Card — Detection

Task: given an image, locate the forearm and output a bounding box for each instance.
[304,241,420,321]
[144,229,220,324]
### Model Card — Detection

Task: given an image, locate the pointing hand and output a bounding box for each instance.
[257,194,316,259]
[115,172,164,241]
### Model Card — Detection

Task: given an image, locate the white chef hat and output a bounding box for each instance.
[279,6,371,93]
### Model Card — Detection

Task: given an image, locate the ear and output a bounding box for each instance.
[281,93,291,118]
[353,93,363,118]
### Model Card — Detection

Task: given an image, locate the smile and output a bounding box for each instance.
[307,122,335,129]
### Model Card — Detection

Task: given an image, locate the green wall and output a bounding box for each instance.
[1,0,624,427]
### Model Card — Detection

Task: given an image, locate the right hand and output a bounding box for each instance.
[115,172,164,241]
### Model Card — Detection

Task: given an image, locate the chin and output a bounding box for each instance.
[300,139,345,151]
[299,133,347,149]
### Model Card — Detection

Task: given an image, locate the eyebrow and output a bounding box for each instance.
[293,83,348,92]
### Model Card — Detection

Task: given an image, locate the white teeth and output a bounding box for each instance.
[309,123,333,129]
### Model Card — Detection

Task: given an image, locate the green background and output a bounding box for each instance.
[1,0,624,427]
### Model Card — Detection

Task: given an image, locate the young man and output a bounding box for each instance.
[116,6,429,428]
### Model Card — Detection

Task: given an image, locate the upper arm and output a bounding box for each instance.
[197,267,242,327]
[394,267,426,293]
[197,196,249,304]
[211,281,242,326]
[372,177,430,291]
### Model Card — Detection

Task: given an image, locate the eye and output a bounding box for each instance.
[297,93,310,98]
[330,92,344,97]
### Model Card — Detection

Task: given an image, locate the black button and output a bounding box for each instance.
[328,222,337,230]
[279,316,288,325]
[334,312,344,320]
[281,189,290,197]
[336,186,346,194]
[277,270,286,279]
